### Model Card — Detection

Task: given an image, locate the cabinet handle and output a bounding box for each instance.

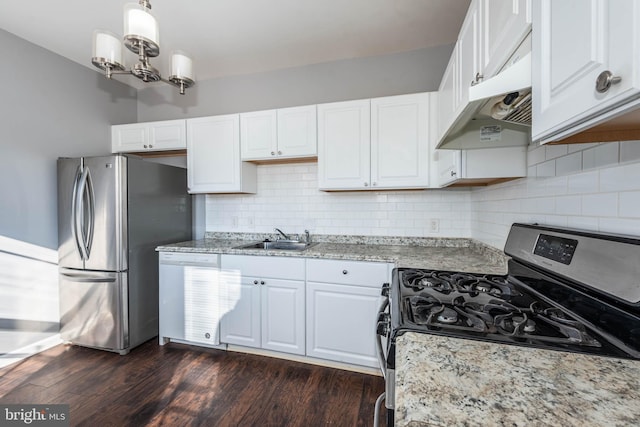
[342,270,348,275]
[254,280,259,285]
[271,151,275,156]
[451,171,457,177]
[260,280,265,285]
[595,70,622,93]
[470,72,484,86]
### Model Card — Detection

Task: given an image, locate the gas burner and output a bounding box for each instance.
[404,271,453,293]
[436,307,458,324]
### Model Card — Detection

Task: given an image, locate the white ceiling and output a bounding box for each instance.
[0,0,470,88]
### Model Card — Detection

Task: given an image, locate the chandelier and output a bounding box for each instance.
[91,0,195,95]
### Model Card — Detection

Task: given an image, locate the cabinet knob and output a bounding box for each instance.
[260,280,265,285]
[205,332,210,339]
[595,70,622,93]
[372,182,377,186]
[364,182,369,187]
[451,171,457,177]
[277,150,282,155]
[342,270,348,275]
[149,144,153,148]
[143,144,148,148]
[271,151,276,155]
[254,280,259,285]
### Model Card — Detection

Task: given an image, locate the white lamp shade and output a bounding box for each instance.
[123,3,159,45]
[171,51,194,80]
[93,30,123,65]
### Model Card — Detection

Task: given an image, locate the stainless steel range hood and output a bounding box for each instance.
[436,37,532,150]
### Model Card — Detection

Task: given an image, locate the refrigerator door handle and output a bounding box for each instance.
[75,166,93,261]
[71,165,85,260]
[60,271,117,283]
[84,167,95,259]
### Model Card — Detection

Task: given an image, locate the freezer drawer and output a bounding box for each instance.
[59,269,128,352]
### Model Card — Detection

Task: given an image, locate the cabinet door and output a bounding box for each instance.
[111,124,148,153]
[458,0,482,110]
[318,100,371,190]
[306,282,380,368]
[371,93,430,189]
[187,115,256,193]
[262,279,305,355]
[149,120,186,151]
[532,0,640,143]
[437,45,459,143]
[436,149,462,187]
[219,274,261,348]
[277,105,317,158]
[240,110,278,160]
[481,0,531,78]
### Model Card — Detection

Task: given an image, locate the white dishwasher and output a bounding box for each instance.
[158,251,225,348]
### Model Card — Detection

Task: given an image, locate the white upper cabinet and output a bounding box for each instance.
[240,105,317,161]
[481,0,532,78]
[371,93,431,188]
[318,99,371,190]
[186,115,257,194]
[111,119,186,153]
[436,0,531,148]
[318,93,432,191]
[532,0,640,144]
[240,110,277,160]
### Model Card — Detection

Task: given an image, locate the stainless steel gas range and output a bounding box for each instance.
[374,223,640,426]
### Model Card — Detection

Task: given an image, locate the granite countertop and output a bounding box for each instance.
[395,333,640,427]
[156,233,509,274]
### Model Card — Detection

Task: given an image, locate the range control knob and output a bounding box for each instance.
[381,282,390,297]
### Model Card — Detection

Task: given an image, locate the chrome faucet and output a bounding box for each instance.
[274,228,290,241]
[304,229,311,243]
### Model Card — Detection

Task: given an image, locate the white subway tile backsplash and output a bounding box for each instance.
[619,191,640,218]
[581,193,618,217]
[582,142,619,170]
[567,171,599,194]
[206,143,640,249]
[555,152,582,176]
[536,160,556,177]
[545,145,568,160]
[620,141,640,163]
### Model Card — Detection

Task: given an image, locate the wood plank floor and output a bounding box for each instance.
[0,339,385,426]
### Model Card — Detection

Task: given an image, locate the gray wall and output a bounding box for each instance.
[0,29,136,357]
[0,29,137,250]
[138,44,453,121]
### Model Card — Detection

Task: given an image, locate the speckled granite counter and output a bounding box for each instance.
[395,333,640,427]
[156,233,508,274]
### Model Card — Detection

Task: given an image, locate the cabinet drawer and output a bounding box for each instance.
[306,259,390,287]
[221,255,305,280]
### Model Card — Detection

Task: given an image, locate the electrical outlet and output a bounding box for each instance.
[429,219,440,233]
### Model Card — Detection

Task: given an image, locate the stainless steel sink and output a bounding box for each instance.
[234,240,319,251]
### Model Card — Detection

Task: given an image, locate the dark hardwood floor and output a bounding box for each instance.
[0,340,385,426]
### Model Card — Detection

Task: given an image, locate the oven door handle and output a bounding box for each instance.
[375,296,389,380]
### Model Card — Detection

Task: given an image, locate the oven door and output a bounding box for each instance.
[374,283,394,427]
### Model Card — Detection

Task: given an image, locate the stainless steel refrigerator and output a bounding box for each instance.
[57,154,191,354]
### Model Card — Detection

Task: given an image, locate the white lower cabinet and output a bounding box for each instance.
[305,259,391,368]
[220,255,305,355]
